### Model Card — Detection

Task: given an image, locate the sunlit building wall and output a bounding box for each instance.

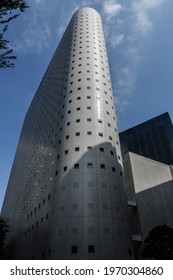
[1,7,130,260]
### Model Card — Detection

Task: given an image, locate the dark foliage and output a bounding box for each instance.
[0,0,29,68]
[0,217,9,259]
[142,224,173,260]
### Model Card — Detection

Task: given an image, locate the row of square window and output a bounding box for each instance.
[66,108,114,115]
[53,46,107,60]
[56,133,115,142]
[27,199,119,223]
[40,130,116,143]
[26,194,51,219]
[62,147,115,155]
[70,49,107,58]
[67,86,111,93]
[54,84,112,95]
[24,179,120,210]
[73,36,102,43]
[71,33,104,46]
[59,203,119,211]
[43,246,95,256]
[25,202,119,233]
[30,246,97,259]
[42,63,110,81]
[66,119,114,126]
[61,182,118,189]
[39,93,113,108]
[25,213,49,234]
[61,164,116,172]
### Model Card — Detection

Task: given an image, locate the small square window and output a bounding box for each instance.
[87,96,91,99]
[76,119,80,123]
[72,246,78,254]
[76,132,80,136]
[112,167,116,172]
[66,135,69,140]
[109,136,112,140]
[100,147,104,152]
[74,182,79,188]
[64,166,67,172]
[110,150,114,155]
[74,164,79,169]
[87,118,91,122]
[99,132,103,137]
[77,96,81,100]
[67,122,70,126]
[100,164,105,169]
[87,131,92,135]
[73,204,78,209]
[77,87,81,90]
[88,245,94,253]
[48,249,52,256]
[87,163,93,168]
[87,106,91,110]
[75,147,80,151]
[65,150,68,155]
[98,119,102,123]
[76,107,80,111]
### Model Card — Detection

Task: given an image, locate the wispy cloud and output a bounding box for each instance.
[23,22,51,53]
[100,0,164,117]
[110,34,124,48]
[12,0,164,114]
[13,1,52,54]
[102,0,123,20]
[133,0,163,33]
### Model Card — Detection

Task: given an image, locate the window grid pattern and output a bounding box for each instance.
[2,7,128,261]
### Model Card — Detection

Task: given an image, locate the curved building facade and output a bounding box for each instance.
[2,7,129,259]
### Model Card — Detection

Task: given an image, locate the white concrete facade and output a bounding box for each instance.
[2,7,129,259]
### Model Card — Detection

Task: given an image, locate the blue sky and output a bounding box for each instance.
[0,0,173,211]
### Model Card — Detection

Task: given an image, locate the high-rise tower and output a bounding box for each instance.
[2,7,129,260]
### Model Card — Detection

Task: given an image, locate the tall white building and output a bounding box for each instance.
[2,7,130,260]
